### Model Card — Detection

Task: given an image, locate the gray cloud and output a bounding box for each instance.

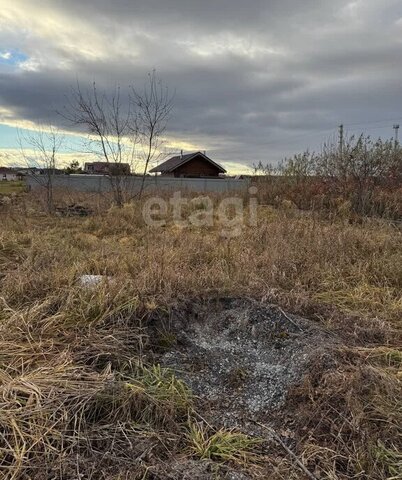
[1,0,402,169]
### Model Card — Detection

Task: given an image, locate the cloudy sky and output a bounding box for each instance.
[1,0,402,172]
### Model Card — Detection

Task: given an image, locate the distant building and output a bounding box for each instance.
[15,167,40,176]
[15,167,63,176]
[150,151,226,178]
[38,168,64,175]
[84,162,131,176]
[0,167,18,181]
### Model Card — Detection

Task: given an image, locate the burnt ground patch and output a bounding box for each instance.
[148,297,339,432]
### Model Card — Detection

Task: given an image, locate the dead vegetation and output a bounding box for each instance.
[0,191,401,479]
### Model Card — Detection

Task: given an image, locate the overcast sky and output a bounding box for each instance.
[1,0,402,172]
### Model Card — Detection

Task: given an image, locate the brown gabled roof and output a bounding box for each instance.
[149,151,226,174]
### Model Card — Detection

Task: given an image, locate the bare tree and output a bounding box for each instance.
[18,125,64,213]
[316,134,398,213]
[253,161,279,176]
[279,151,317,181]
[62,83,138,207]
[275,132,401,215]
[255,130,401,215]
[63,72,173,205]
[131,71,174,199]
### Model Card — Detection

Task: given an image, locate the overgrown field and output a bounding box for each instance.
[0,192,401,479]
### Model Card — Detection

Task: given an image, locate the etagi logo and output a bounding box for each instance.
[142,187,258,237]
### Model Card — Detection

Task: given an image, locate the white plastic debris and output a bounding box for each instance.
[78,275,111,288]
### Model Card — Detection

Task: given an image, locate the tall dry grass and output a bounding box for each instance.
[0,194,401,479]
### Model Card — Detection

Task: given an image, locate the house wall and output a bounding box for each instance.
[171,155,222,177]
[84,163,109,174]
[1,172,17,181]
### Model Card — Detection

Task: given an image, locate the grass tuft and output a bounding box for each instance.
[187,421,262,464]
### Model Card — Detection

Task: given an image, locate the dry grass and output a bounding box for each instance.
[0,192,401,479]
[287,347,401,479]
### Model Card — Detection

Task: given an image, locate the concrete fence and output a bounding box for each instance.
[26,175,250,194]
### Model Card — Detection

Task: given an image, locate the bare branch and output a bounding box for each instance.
[131,70,174,198]
[18,124,65,213]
